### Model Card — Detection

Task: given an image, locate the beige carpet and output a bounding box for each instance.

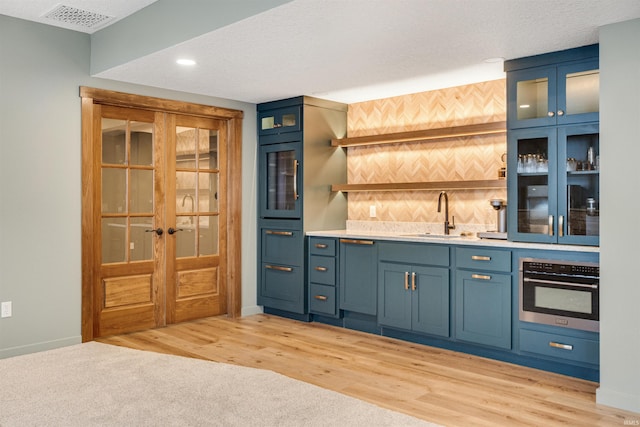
[0,342,438,426]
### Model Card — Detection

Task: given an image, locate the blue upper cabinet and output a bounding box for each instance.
[259,141,302,219]
[506,45,599,246]
[506,45,599,129]
[258,105,302,140]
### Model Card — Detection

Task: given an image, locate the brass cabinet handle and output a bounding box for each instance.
[404,272,409,290]
[559,215,564,237]
[314,266,328,272]
[266,230,294,236]
[314,243,328,249]
[472,273,491,281]
[471,255,491,261]
[411,271,416,291]
[339,239,374,245]
[548,215,554,237]
[293,159,299,200]
[265,265,293,272]
[549,341,573,351]
[314,295,328,301]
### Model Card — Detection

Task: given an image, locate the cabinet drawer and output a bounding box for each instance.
[309,238,336,256]
[378,242,449,266]
[309,284,337,316]
[310,255,336,285]
[259,263,305,313]
[456,247,511,272]
[261,228,303,265]
[520,329,599,365]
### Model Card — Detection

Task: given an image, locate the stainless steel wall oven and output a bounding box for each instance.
[519,258,599,332]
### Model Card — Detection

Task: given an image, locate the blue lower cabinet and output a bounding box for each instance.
[519,328,599,365]
[455,269,512,349]
[378,262,450,337]
[308,237,339,317]
[309,283,337,316]
[339,239,377,315]
[260,263,305,314]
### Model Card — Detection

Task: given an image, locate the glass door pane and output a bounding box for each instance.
[101,117,155,264]
[267,149,297,211]
[563,129,599,239]
[516,78,549,121]
[174,126,219,258]
[565,69,599,116]
[515,136,551,236]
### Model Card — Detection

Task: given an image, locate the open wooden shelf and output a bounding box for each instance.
[331,121,506,147]
[331,179,506,192]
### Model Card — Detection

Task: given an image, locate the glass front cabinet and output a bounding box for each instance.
[508,124,599,245]
[505,45,599,246]
[259,141,302,219]
[507,54,599,129]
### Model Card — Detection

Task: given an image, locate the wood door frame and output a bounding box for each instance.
[80,87,243,342]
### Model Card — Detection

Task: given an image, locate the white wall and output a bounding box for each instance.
[597,18,640,413]
[0,15,258,357]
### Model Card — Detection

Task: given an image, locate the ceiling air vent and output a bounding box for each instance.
[43,4,113,29]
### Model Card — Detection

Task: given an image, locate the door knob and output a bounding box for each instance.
[145,227,163,236]
[168,227,184,235]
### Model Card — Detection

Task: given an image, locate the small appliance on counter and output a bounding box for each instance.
[478,199,508,240]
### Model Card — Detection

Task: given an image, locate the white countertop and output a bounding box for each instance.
[306,229,599,253]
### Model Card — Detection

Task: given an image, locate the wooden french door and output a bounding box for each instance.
[81,88,243,340]
[166,114,227,324]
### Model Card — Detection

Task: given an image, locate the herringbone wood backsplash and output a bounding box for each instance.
[346,79,507,226]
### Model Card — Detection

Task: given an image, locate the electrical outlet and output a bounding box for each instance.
[369,205,376,218]
[1,301,12,318]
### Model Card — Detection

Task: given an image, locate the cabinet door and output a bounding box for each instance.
[507,66,557,129]
[557,124,600,246]
[556,60,599,125]
[259,142,302,219]
[339,239,377,315]
[507,127,558,243]
[378,262,412,330]
[455,270,511,349]
[259,262,305,314]
[258,106,301,137]
[413,266,450,337]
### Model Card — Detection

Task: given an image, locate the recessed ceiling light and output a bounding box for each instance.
[176,59,196,66]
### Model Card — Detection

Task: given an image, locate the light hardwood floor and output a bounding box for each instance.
[97,314,638,426]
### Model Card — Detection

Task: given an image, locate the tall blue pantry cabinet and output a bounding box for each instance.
[257,97,347,318]
[505,45,600,246]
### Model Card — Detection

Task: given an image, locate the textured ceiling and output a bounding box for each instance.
[2,0,640,104]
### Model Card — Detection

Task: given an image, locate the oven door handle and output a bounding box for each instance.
[523,277,598,289]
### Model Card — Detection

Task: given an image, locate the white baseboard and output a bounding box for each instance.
[0,336,82,359]
[241,305,263,317]
[596,386,640,414]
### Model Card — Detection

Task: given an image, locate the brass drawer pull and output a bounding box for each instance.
[404,272,409,290]
[549,341,573,351]
[411,271,416,291]
[472,274,491,281]
[266,230,294,236]
[314,295,328,301]
[314,266,328,272]
[340,239,374,245]
[265,265,293,272]
[314,243,328,249]
[471,255,491,261]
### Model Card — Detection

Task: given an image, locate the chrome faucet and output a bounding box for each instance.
[181,193,195,224]
[437,191,456,235]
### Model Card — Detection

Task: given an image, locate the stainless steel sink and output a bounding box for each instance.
[400,233,461,239]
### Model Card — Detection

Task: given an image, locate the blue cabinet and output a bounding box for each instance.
[257,97,347,316]
[508,124,599,245]
[506,46,599,129]
[308,237,339,317]
[505,45,599,247]
[339,238,377,315]
[379,263,450,337]
[378,242,450,337]
[455,247,512,350]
